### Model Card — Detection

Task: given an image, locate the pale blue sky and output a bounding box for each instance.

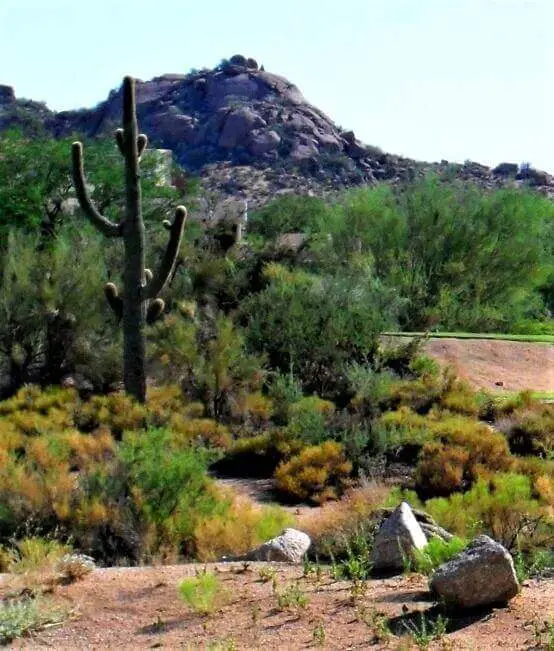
[2,0,553,171]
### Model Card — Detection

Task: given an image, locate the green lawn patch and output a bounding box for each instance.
[382,332,554,344]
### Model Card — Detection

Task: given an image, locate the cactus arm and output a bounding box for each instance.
[137,134,148,159]
[145,205,187,299]
[71,142,121,238]
[104,282,123,320]
[116,129,148,160]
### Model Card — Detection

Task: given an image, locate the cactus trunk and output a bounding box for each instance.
[121,77,147,402]
[72,76,187,404]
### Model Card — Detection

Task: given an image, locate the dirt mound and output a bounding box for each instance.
[423,338,554,393]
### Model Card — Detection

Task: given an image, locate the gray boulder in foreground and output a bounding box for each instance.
[243,528,311,563]
[372,501,427,572]
[430,535,520,608]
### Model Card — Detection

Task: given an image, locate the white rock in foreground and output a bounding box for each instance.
[244,528,311,563]
[372,501,427,572]
[430,535,520,608]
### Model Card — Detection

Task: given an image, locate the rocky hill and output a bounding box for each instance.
[2,55,553,206]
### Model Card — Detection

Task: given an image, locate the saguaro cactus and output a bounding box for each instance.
[71,76,186,403]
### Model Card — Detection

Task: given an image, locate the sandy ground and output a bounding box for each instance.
[3,564,552,650]
[422,338,554,393]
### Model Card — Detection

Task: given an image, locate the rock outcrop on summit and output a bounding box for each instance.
[1,56,553,205]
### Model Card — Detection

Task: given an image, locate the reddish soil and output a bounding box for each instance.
[4,564,553,650]
[422,338,554,393]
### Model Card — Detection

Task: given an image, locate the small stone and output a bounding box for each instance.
[243,528,311,563]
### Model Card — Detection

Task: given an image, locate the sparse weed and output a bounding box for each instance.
[348,578,368,604]
[356,606,393,643]
[532,619,554,650]
[206,638,239,651]
[0,598,70,645]
[251,604,262,624]
[402,612,448,650]
[276,583,309,612]
[329,530,373,581]
[257,566,277,584]
[312,620,326,646]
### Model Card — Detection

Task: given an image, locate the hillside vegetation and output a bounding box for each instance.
[0,126,552,568]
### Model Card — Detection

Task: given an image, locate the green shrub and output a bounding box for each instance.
[286,396,335,444]
[179,571,226,614]
[412,537,467,575]
[120,428,220,548]
[346,363,394,417]
[267,372,302,423]
[424,474,545,549]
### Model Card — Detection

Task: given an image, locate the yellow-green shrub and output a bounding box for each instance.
[438,379,481,416]
[503,404,554,457]
[213,429,304,477]
[233,392,274,428]
[170,418,232,450]
[193,493,293,561]
[0,386,77,416]
[73,393,147,437]
[275,441,352,503]
[424,474,546,550]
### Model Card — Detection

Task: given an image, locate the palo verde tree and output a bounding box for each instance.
[72,76,187,402]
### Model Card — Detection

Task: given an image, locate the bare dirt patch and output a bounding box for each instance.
[422,338,554,393]
[3,564,553,650]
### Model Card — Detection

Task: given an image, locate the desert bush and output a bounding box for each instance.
[247,194,331,239]
[232,392,274,428]
[0,227,121,397]
[386,374,445,413]
[274,441,352,503]
[73,393,147,438]
[267,372,302,424]
[213,429,304,478]
[4,538,70,575]
[415,416,513,497]
[170,418,232,450]
[479,390,536,421]
[329,179,554,330]
[438,379,481,417]
[499,403,554,458]
[286,395,335,444]
[119,428,220,554]
[378,407,433,452]
[193,493,293,561]
[300,481,391,559]
[346,363,394,417]
[416,443,471,496]
[243,262,397,399]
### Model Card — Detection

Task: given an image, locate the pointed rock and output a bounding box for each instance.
[372,501,427,573]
